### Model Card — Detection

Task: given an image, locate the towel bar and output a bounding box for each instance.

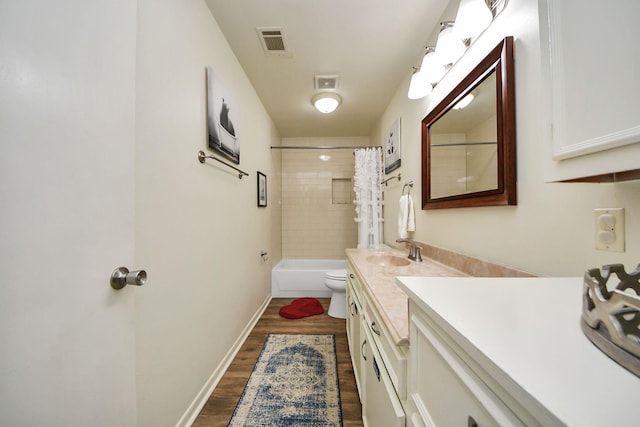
[381,173,401,186]
[271,145,374,150]
[197,150,249,179]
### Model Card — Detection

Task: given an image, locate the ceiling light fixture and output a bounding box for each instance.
[312,92,342,114]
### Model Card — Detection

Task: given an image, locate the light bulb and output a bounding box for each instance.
[312,93,342,113]
[435,22,466,66]
[452,93,474,110]
[407,69,433,99]
[420,47,446,84]
[453,0,493,40]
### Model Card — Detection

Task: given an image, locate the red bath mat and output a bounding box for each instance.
[279,298,325,319]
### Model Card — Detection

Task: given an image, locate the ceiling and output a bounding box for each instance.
[204,0,450,138]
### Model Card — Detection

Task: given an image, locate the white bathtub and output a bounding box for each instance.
[271,259,346,298]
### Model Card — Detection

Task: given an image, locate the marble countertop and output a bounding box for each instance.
[345,247,465,346]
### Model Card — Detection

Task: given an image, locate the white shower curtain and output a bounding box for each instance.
[354,148,383,249]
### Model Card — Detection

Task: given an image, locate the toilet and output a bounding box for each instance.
[324,269,347,319]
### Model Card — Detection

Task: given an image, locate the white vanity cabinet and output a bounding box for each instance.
[398,276,640,427]
[346,259,408,427]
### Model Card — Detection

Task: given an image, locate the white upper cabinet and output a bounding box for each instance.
[540,0,640,182]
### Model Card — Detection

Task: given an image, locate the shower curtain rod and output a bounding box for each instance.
[270,145,378,150]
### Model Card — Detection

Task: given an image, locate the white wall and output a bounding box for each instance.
[134,0,279,425]
[373,0,640,276]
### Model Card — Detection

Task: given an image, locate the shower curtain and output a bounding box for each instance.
[354,148,383,248]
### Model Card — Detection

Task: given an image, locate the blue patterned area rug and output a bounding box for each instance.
[228,334,343,427]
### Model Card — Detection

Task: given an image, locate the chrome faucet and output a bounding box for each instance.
[396,238,422,262]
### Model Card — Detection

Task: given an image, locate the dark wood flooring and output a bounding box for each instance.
[192,298,363,427]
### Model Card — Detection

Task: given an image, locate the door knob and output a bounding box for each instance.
[110,267,147,290]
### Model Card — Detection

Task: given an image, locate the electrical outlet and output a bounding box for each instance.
[594,208,625,252]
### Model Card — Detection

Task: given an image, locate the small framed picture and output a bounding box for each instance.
[257,172,267,207]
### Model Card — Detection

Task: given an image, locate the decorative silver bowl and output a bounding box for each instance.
[581,264,640,377]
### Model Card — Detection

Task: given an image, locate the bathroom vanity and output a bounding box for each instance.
[347,258,405,426]
[346,249,640,427]
[345,248,463,427]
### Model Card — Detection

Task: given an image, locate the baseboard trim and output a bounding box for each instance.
[176,294,272,427]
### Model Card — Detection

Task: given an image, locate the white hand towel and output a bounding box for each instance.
[407,194,415,232]
[398,195,408,238]
[398,194,416,239]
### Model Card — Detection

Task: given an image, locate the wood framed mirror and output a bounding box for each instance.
[422,36,516,209]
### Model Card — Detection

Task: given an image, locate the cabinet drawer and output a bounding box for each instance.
[409,312,523,427]
[346,259,362,294]
[361,319,405,427]
[363,294,407,399]
[346,279,363,400]
[347,275,363,308]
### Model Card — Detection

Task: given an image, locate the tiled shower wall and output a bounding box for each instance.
[281,137,370,259]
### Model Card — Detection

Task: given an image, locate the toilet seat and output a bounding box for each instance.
[325,269,346,281]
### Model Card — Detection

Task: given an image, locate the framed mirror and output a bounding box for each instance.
[422,36,516,209]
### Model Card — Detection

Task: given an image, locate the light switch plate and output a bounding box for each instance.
[594,208,625,252]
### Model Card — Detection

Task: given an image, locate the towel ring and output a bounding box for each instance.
[402,181,414,195]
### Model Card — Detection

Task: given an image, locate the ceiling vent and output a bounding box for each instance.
[256,27,290,57]
[314,74,340,90]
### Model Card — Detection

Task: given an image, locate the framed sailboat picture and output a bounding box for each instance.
[384,117,401,174]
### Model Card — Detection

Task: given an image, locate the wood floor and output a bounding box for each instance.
[192,298,364,427]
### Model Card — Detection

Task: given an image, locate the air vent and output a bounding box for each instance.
[314,74,340,90]
[256,27,290,57]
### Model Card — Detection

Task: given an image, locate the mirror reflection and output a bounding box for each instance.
[430,73,497,198]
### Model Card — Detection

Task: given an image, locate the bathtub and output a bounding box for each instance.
[272,259,347,298]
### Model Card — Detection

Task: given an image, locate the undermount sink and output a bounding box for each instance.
[366,255,411,267]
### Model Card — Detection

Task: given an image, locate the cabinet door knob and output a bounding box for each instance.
[468,416,478,427]
[349,273,355,279]
[361,339,367,361]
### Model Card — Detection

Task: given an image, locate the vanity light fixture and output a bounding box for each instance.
[406,0,508,100]
[407,47,444,100]
[453,0,493,41]
[312,92,342,114]
[419,47,446,84]
[407,67,433,99]
[435,21,466,66]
